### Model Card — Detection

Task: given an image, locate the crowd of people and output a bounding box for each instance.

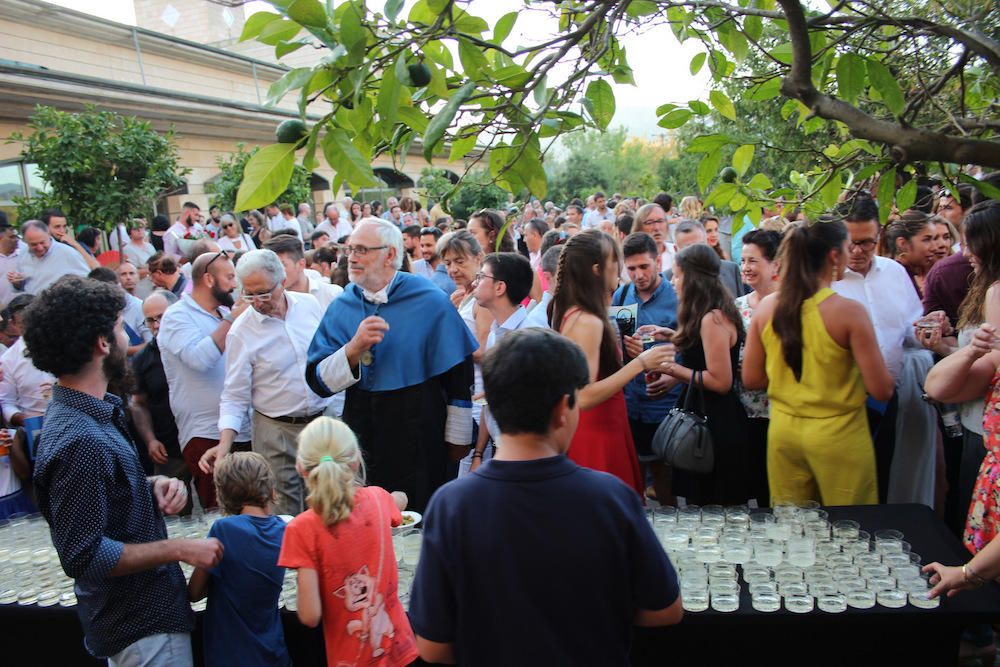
[2,172,1000,665]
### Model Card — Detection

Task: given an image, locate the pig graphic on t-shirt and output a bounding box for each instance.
[334,565,395,657]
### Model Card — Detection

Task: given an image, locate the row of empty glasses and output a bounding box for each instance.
[647,503,941,613]
[0,511,424,613]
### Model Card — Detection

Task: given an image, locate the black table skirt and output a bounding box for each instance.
[4,504,1000,666]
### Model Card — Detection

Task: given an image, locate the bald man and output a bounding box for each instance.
[158,251,252,510]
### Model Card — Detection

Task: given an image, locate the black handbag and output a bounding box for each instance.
[651,370,715,473]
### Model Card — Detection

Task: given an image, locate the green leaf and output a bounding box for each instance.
[626,0,658,18]
[866,59,905,116]
[748,173,773,190]
[960,174,1000,202]
[384,0,405,23]
[397,107,429,134]
[265,68,314,106]
[768,43,793,65]
[689,52,707,76]
[427,0,450,13]
[896,178,917,212]
[257,19,302,45]
[746,77,782,102]
[836,52,865,104]
[697,149,724,192]
[493,11,517,44]
[688,100,711,115]
[376,59,401,127]
[657,109,692,129]
[819,170,843,209]
[687,134,734,154]
[709,90,737,121]
[235,142,297,210]
[492,65,531,87]
[533,75,549,107]
[453,11,489,34]
[584,79,615,131]
[704,182,738,208]
[286,0,328,29]
[449,133,476,161]
[340,1,366,52]
[459,40,490,80]
[322,128,379,188]
[744,14,763,41]
[875,166,897,226]
[275,39,308,59]
[423,81,476,162]
[855,162,886,182]
[730,192,749,212]
[240,12,282,42]
[655,103,678,116]
[732,144,755,176]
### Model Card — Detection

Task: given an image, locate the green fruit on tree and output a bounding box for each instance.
[275,119,307,145]
[407,62,432,87]
[720,166,738,183]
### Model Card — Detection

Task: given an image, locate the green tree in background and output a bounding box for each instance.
[207,143,312,212]
[9,105,188,230]
[236,0,999,226]
[447,169,509,220]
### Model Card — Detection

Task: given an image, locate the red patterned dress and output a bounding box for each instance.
[964,368,1000,555]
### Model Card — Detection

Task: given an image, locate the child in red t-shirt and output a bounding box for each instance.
[278,417,418,667]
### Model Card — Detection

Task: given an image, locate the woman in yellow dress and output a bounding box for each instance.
[742,218,894,505]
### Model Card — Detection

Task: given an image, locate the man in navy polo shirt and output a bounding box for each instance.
[410,328,682,666]
[616,232,681,504]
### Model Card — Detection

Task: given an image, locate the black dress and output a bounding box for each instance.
[672,335,750,506]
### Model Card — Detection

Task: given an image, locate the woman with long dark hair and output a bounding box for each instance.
[881,210,939,297]
[926,201,1000,555]
[468,209,515,253]
[743,219,893,505]
[550,230,674,496]
[654,244,749,505]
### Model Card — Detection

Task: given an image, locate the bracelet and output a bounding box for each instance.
[471,452,484,459]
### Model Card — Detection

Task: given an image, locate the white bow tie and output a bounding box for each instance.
[363,289,388,305]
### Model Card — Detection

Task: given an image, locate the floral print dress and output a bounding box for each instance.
[735,294,769,419]
[964,368,1000,555]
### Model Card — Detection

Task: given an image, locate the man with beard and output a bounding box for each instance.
[30,276,222,665]
[158,251,252,510]
[306,218,477,511]
[411,226,457,294]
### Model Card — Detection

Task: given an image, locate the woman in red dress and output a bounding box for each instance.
[549,229,675,496]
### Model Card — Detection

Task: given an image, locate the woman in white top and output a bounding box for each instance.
[216,213,256,253]
[123,223,156,277]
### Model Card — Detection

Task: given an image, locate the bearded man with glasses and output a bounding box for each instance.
[198,249,330,515]
[158,250,253,510]
[305,218,478,511]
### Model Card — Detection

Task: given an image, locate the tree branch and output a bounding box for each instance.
[776,0,1000,169]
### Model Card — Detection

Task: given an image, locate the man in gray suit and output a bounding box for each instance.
[665,219,746,298]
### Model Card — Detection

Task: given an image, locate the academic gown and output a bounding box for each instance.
[306,272,478,510]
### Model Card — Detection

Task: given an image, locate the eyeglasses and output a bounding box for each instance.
[849,240,878,251]
[643,218,668,226]
[342,244,388,256]
[205,249,232,269]
[144,315,163,325]
[221,223,235,229]
[241,282,280,303]
[475,272,501,283]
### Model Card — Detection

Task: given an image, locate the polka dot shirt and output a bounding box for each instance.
[33,385,193,658]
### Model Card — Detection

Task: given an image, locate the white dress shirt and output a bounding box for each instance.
[123,292,152,343]
[524,291,553,329]
[307,274,344,311]
[123,241,156,268]
[217,234,256,253]
[582,207,616,229]
[268,215,288,233]
[832,255,923,380]
[315,218,354,243]
[0,240,28,307]
[0,337,55,422]
[158,294,251,448]
[218,291,330,433]
[15,241,91,296]
[483,306,538,444]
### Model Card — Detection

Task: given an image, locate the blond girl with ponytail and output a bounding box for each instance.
[277,417,418,666]
[741,218,894,505]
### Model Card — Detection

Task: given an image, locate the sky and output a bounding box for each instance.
[45,0,712,139]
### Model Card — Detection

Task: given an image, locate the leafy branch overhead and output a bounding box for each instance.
[238,0,999,223]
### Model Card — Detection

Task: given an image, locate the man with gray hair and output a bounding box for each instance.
[305,218,478,510]
[668,219,745,297]
[7,220,90,295]
[297,203,314,240]
[199,249,330,514]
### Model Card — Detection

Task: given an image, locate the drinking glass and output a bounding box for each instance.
[681,585,709,612]
[846,589,876,609]
[832,520,860,540]
[711,592,739,612]
[754,540,783,567]
[877,589,907,608]
[779,582,808,597]
[785,594,814,613]
[749,581,778,597]
[818,593,847,613]
[909,590,940,609]
[751,591,781,612]
[787,536,816,568]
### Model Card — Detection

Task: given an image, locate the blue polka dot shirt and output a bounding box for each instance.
[33,385,193,658]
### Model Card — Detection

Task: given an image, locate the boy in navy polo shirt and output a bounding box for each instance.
[410,328,682,666]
